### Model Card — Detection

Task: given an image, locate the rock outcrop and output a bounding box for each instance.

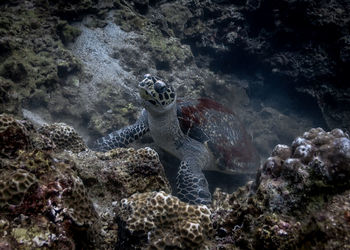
[117,191,213,249]
[1,113,349,249]
[0,114,170,249]
[212,127,350,249]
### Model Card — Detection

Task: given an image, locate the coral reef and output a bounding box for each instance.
[67,146,171,248]
[0,114,32,157]
[0,150,100,248]
[259,127,350,212]
[0,169,37,208]
[212,128,350,249]
[117,191,213,249]
[100,147,170,195]
[0,3,81,117]
[0,113,86,156]
[0,115,99,248]
[39,123,87,153]
[0,112,349,249]
[71,147,170,201]
[0,114,171,249]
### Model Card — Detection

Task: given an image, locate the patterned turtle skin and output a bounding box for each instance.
[92,74,260,205]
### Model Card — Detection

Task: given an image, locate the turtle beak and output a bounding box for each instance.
[138,81,150,101]
[139,88,148,100]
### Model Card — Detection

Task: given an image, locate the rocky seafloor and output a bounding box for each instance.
[1,0,350,249]
[1,110,350,249]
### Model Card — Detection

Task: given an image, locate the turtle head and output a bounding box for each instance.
[138,74,176,114]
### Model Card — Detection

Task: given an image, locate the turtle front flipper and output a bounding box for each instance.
[176,159,211,205]
[92,110,149,152]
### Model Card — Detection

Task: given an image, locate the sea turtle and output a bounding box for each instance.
[92,74,260,205]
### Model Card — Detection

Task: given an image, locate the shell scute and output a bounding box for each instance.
[177,98,259,173]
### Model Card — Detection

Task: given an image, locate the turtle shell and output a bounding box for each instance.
[177,98,259,174]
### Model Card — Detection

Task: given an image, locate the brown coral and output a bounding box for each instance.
[0,169,37,208]
[262,127,350,189]
[0,114,176,248]
[0,147,99,248]
[212,127,350,249]
[73,147,171,202]
[2,149,98,228]
[259,126,350,212]
[65,147,171,248]
[58,173,98,227]
[101,147,170,193]
[0,114,32,157]
[117,191,213,249]
[38,123,86,153]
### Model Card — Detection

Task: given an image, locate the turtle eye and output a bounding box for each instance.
[154,81,167,93]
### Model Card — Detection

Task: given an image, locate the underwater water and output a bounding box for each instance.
[0,0,349,249]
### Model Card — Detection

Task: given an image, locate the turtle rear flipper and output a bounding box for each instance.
[176,159,211,205]
[92,110,149,152]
